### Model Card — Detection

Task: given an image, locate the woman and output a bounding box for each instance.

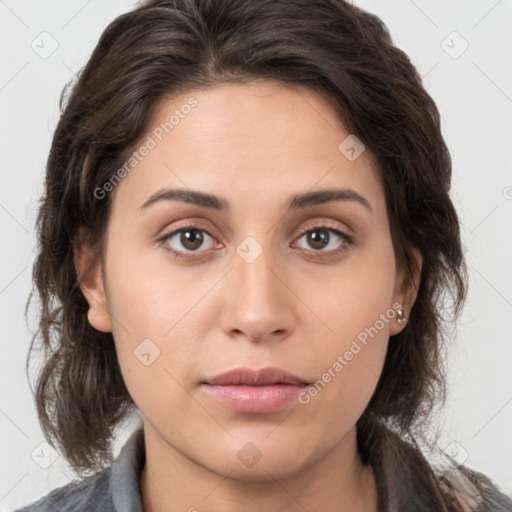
[18,0,512,510]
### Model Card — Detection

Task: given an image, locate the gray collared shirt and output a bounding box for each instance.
[14,426,512,511]
[14,428,146,512]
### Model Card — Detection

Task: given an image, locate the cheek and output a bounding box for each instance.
[297,305,391,440]
[103,241,207,401]
[306,234,396,347]
[297,236,396,407]
[105,233,205,337]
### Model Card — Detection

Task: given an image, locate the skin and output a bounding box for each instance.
[75,80,422,512]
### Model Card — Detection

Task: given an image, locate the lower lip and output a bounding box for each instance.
[202,383,306,413]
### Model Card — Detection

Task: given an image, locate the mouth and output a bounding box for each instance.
[201,366,310,414]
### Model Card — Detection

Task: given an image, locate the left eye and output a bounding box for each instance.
[294,226,351,253]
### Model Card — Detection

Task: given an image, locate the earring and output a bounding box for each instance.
[397,307,407,326]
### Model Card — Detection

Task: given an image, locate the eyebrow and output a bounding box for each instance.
[139,187,373,213]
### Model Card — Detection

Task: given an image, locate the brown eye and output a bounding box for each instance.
[175,228,205,251]
[294,225,354,256]
[158,224,217,259]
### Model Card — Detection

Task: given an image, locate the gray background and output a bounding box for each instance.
[1,0,511,509]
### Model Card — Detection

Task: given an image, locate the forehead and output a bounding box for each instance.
[111,81,384,216]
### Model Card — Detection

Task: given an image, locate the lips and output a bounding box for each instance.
[204,366,310,386]
[201,367,310,413]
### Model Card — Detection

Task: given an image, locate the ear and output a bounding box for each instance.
[73,228,112,333]
[389,246,423,336]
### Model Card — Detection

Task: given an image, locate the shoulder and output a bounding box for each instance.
[12,468,113,512]
[13,427,145,512]
[437,464,512,512]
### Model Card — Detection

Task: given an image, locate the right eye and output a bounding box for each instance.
[157,223,220,260]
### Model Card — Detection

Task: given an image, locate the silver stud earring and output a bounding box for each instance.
[397,307,407,326]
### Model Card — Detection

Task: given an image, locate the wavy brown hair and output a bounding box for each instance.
[25,0,512,510]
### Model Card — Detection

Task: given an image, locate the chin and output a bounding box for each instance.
[205,443,312,483]
[219,460,306,483]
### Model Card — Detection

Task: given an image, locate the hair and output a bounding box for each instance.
[25,0,512,510]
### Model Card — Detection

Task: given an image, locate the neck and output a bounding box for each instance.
[140,423,381,512]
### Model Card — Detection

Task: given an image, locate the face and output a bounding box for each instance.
[76,80,420,481]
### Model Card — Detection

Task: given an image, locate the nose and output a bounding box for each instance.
[219,239,295,344]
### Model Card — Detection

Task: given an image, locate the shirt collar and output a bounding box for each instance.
[110,427,146,512]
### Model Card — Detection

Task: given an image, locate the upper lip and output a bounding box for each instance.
[204,366,309,386]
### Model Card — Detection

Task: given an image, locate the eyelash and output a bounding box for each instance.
[157,222,355,260]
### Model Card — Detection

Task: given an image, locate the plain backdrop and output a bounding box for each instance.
[1,0,511,510]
